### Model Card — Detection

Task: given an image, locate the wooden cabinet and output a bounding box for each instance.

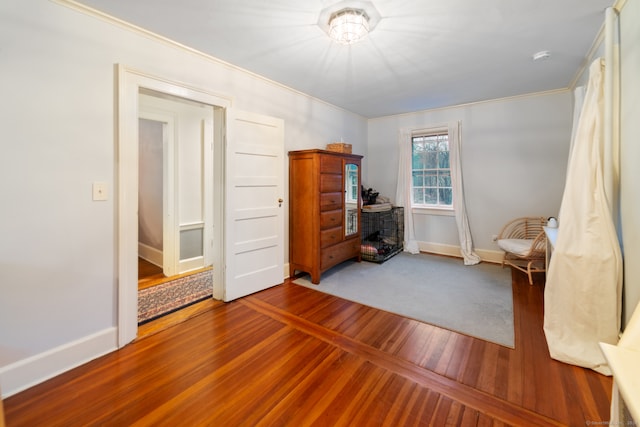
[289,149,363,284]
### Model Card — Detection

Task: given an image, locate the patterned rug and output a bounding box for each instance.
[138,269,213,324]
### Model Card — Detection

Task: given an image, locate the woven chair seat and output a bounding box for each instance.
[497,238,537,257]
[496,217,547,285]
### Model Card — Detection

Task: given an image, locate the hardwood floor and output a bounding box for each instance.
[138,258,165,290]
[4,267,612,426]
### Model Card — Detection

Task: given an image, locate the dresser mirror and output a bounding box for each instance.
[345,163,359,236]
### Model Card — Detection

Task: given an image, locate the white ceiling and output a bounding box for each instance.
[75,0,614,118]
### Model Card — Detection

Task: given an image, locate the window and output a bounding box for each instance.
[411,130,452,208]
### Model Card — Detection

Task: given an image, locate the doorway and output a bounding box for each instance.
[136,90,216,324]
[117,65,285,347]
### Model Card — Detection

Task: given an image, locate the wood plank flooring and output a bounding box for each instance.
[4,267,612,426]
[138,257,164,290]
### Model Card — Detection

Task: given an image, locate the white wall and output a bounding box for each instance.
[2,0,636,398]
[619,0,640,327]
[367,91,573,257]
[138,118,164,252]
[0,0,366,396]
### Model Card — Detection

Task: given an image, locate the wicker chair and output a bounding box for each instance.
[496,217,547,285]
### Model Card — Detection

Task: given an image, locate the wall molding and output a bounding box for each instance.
[138,242,162,267]
[53,0,365,119]
[0,327,117,398]
[418,241,504,265]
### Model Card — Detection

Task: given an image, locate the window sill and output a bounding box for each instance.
[411,206,455,217]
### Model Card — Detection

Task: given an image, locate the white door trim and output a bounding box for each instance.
[117,65,231,347]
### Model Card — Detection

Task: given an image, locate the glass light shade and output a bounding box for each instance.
[328,8,370,45]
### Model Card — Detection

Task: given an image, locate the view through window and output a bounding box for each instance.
[411,131,452,208]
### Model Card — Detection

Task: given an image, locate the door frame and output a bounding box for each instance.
[116,65,231,347]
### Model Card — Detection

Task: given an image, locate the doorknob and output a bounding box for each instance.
[278,198,284,207]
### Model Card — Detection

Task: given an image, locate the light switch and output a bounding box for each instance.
[93,182,108,201]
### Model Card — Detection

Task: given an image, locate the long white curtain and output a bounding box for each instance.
[395,128,419,254]
[449,122,480,265]
[395,123,480,264]
[543,58,623,375]
[568,85,586,167]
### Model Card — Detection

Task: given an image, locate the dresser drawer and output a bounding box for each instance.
[320,173,342,193]
[320,155,342,174]
[320,192,342,211]
[320,227,342,248]
[320,210,343,229]
[321,238,359,270]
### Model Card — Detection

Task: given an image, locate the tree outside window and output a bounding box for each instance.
[411,132,452,207]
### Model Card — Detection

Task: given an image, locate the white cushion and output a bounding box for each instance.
[497,238,534,256]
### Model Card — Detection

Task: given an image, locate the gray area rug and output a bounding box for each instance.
[293,252,514,348]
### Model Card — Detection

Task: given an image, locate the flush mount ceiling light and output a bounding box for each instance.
[328,8,370,45]
[318,1,381,46]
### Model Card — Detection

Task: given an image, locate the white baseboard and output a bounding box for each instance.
[418,241,504,264]
[474,248,505,264]
[0,327,117,398]
[138,242,162,267]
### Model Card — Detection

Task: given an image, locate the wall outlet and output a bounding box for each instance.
[491,234,498,242]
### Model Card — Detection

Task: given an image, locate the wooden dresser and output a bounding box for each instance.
[289,149,363,284]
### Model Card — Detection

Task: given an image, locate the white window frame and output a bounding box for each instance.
[410,127,454,216]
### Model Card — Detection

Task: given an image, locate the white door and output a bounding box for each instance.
[224,110,284,301]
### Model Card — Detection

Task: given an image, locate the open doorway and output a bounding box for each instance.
[117,66,284,347]
[136,90,216,324]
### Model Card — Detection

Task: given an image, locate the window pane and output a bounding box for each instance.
[439,188,453,205]
[425,170,437,186]
[411,132,454,209]
[425,188,438,204]
[425,152,437,168]
[438,150,450,168]
[412,188,424,204]
[412,146,425,169]
[412,171,424,186]
[438,170,451,187]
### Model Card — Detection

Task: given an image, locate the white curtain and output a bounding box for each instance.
[449,122,480,265]
[568,85,586,167]
[395,128,419,254]
[395,123,480,264]
[543,58,623,375]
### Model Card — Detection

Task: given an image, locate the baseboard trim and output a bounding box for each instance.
[474,248,505,264]
[138,242,162,267]
[0,327,117,398]
[418,241,504,264]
